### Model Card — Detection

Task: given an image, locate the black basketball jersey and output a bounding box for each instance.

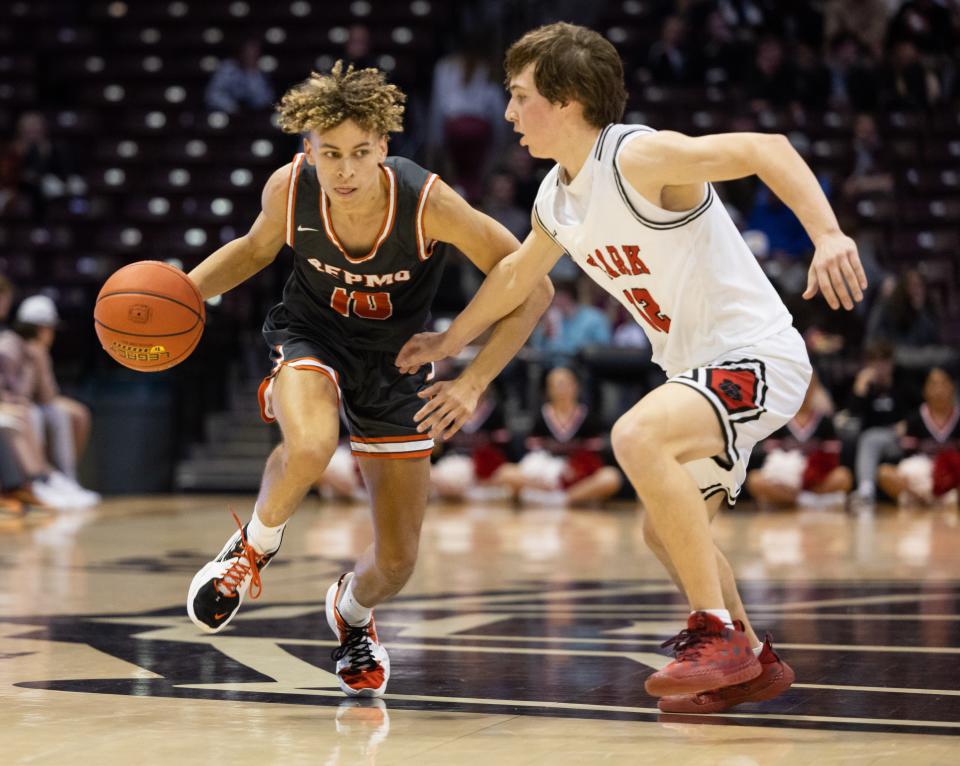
[277,153,445,351]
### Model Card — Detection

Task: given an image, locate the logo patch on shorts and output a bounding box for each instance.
[707,368,760,414]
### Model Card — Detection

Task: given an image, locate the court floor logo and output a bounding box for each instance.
[8,580,960,736]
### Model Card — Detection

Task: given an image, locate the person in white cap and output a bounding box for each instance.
[0,292,99,507]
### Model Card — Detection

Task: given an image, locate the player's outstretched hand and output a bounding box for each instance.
[803,231,867,311]
[414,378,482,441]
[396,331,457,374]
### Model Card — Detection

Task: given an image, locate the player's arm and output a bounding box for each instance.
[619,130,868,311]
[188,163,290,300]
[401,180,554,439]
[395,208,563,373]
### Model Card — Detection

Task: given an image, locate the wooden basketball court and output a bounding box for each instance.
[2,497,958,764]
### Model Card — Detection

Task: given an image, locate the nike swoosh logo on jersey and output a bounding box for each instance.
[297,225,319,231]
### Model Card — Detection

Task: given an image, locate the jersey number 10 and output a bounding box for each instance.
[330,287,394,320]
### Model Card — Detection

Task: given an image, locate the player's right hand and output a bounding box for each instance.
[395,331,457,374]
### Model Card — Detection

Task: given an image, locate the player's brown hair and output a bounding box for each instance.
[276,60,406,136]
[504,23,627,129]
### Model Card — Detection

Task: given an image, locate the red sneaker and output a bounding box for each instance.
[644,612,760,697]
[658,632,795,713]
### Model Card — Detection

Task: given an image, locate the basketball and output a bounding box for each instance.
[94,260,205,372]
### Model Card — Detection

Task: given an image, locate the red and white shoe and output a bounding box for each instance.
[658,630,795,713]
[644,612,760,697]
[326,573,390,697]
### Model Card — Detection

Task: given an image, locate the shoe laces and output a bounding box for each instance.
[660,627,712,661]
[331,622,379,672]
[214,512,265,600]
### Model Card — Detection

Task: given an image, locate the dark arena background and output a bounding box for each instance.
[1,2,959,764]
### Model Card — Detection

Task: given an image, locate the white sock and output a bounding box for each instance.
[337,572,372,626]
[246,508,285,555]
[698,608,734,628]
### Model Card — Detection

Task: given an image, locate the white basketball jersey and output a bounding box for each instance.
[533,123,794,377]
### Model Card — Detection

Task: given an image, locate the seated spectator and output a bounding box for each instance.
[205,38,275,114]
[481,170,529,244]
[881,39,942,110]
[0,278,95,508]
[0,111,85,220]
[866,269,940,348]
[647,16,691,84]
[877,367,959,506]
[431,389,513,501]
[846,341,911,505]
[341,24,378,71]
[492,367,622,507]
[747,373,852,508]
[826,32,880,111]
[530,280,612,367]
[13,295,95,488]
[745,36,793,111]
[825,0,890,58]
[841,113,894,201]
[426,32,506,202]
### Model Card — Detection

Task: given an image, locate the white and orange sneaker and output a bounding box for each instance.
[326,573,390,697]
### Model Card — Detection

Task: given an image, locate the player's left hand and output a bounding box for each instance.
[803,232,867,311]
[414,377,483,441]
[396,331,458,374]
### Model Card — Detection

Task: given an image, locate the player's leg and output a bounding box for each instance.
[612,382,727,608]
[254,365,341,525]
[641,494,762,649]
[325,456,430,698]
[646,494,797,714]
[187,364,340,633]
[612,381,764,695]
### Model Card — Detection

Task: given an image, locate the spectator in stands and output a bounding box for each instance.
[426,31,506,202]
[689,9,748,87]
[866,269,940,348]
[529,279,612,367]
[747,372,852,508]
[877,367,959,505]
[885,0,956,59]
[0,278,94,508]
[846,341,911,505]
[0,111,84,220]
[204,38,275,114]
[841,113,894,200]
[825,0,891,57]
[791,42,832,112]
[13,295,95,487]
[481,170,528,243]
[647,15,691,84]
[431,389,513,501]
[342,24,378,71]
[826,32,881,112]
[745,36,793,110]
[882,39,942,110]
[492,366,622,507]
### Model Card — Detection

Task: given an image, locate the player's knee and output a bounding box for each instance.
[376,545,418,587]
[610,411,661,468]
[283,439,336,477]
[641,515,664,554]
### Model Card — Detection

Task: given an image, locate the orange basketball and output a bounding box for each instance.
[94,260,205,372]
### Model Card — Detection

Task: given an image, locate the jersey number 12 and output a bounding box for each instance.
[623,287,671,333]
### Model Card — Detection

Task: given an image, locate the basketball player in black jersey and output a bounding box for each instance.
[183,62,553,697]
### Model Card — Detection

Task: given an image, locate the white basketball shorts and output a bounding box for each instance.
[669,326,812,505]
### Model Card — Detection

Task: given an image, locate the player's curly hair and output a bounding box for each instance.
[276,60,406,136]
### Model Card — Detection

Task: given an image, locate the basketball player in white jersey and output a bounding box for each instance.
[396,23,867,713]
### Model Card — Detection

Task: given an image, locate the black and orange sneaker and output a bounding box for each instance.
[186,512,281,633]
[658,631,795,713]
[326,573,390,697]
[644,611,761,697]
